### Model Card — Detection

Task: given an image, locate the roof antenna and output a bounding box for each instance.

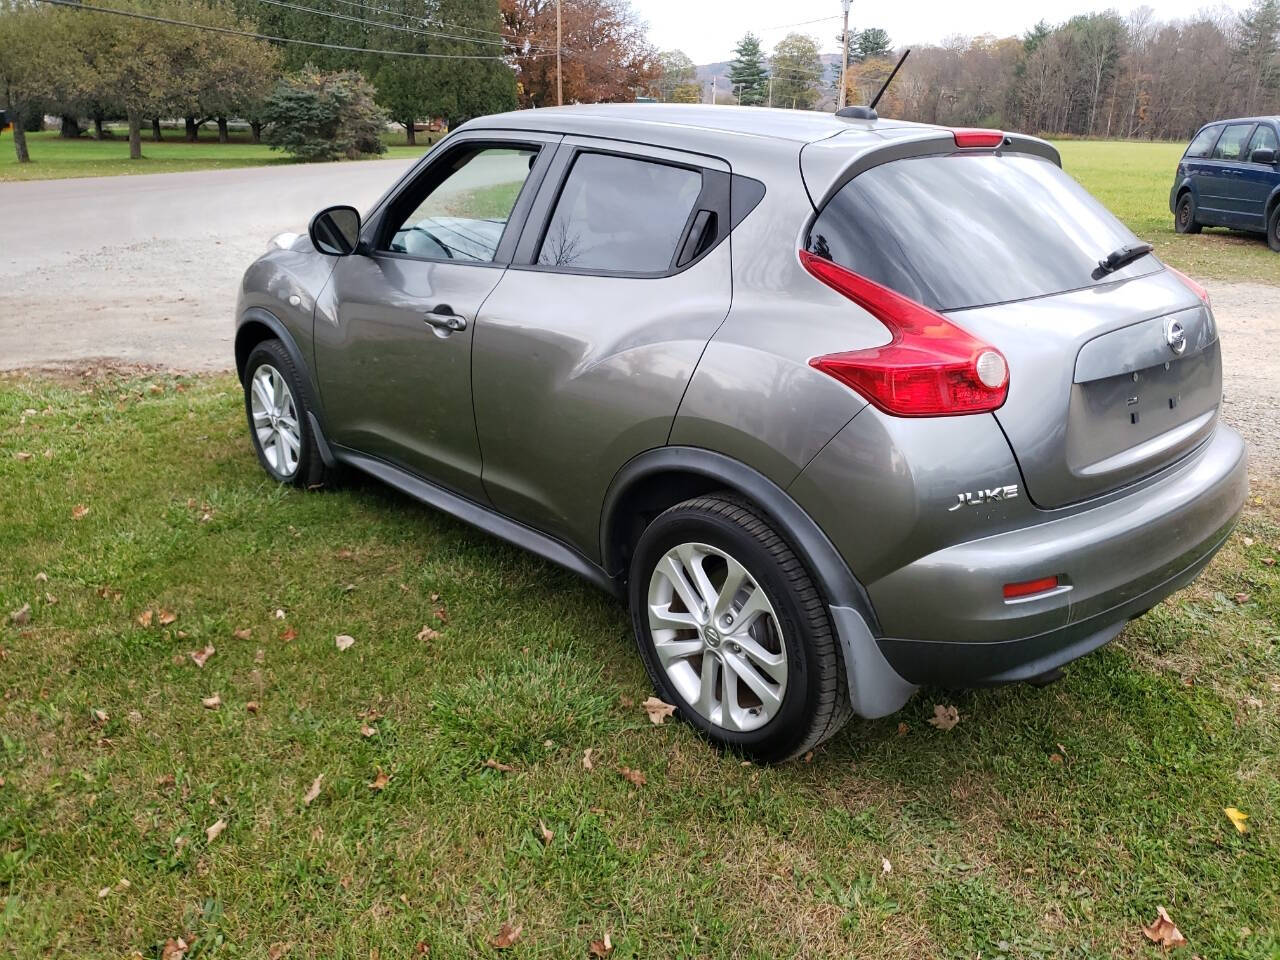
[835,48,910,121]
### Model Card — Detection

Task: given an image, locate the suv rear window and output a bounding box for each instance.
[1184,126,1220,158]
[805,153,1159,311]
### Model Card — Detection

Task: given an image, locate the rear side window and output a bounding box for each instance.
[806,153,1159,311]
[1211,123,1255,161]
[1248,124,1278,157]
[1184,126,1219,158]
[537,152,703,273]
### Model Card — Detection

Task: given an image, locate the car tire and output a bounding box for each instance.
[242,339,331,488]
[1268,204,1280,252]
[628,494,852,763]
[1174,192,1202,234]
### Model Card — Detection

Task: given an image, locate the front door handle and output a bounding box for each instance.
[424,304,467,333]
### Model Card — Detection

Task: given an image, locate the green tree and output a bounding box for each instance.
[855,27,892,62]
[0,4,90,162]
[1237,0,1280,114]
[263,67,389,162]
[655,49,696,101]
[728,32,768,105]
[771,33,822,110]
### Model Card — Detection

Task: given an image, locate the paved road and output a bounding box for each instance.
[0,159,416,371]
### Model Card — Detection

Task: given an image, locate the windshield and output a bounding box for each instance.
[806,153,1159,311]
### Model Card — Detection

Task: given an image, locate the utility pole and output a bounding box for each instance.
[767,75,773,108]
[556,0,563,106]
[837,0,852,110]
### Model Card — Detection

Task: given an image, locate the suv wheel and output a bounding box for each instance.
[1174,192,1202,234]
[242,339,330,488]
[628,494,851,762]
[1268,204,1280,252]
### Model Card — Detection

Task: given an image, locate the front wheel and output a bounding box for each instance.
[1268,204,1280,252]
[242,339,330,488]
[1174,192,1202,234]
[628,494,851,762]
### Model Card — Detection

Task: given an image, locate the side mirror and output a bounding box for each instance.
[309,205,362,256]
[1250,147,1277,164]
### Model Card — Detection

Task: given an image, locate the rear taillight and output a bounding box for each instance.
[800,250,1009,417]
[952,128,1004,148]
[1167,265,1211,308]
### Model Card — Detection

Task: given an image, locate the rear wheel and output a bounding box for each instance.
[242,339,330,488]
[628,494,851,763]
[1268,204,1280,252]
[1174,192,1202,234]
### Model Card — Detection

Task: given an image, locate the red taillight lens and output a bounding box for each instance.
[800,250,1009,417]
[952,128,1004,148]
[1003,575,1060,600]
[1167,265,1211,308]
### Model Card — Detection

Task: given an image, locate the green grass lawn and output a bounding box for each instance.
[0,128,436,182]
[1,371,1277,958]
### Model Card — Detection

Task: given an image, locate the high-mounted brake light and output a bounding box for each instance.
[800,250,1009,417]
[952,128,1005,148]
[1167,265,1211,308]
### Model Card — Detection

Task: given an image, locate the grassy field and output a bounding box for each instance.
[0,367,1277,958]
[0,128,436,182]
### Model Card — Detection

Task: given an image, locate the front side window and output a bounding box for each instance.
[1210,124,1256,162]
[1248,124,1278,158]
[1184,125,1220,158]
[806,153,1158,311]
[537,153,703,273]
[385,146,538,262]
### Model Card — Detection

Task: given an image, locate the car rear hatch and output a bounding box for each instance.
[800,134,1221,508]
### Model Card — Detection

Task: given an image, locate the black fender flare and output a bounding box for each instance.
[599,445,881,633]
[1265,184,1280,225]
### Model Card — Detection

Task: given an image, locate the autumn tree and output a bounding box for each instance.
[501,0,657,107]
[728,32,768,105]
[770,33,822,110]
[0,3,91,162]
[654,49,696,101]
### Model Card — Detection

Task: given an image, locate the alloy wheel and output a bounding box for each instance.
[646,542,788,732]
[250,364,301,477]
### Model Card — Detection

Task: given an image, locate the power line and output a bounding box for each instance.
[35,0,513,58]
[759,14,840,31]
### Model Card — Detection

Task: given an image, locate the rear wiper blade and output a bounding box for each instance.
[1092,242,1153,279]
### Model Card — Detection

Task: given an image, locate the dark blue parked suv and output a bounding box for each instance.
[1170,116,1280,250]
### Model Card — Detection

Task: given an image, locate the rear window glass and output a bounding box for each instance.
[1211,123,1255,161]
[1184,126,1219,158]
[805,153,1159,311]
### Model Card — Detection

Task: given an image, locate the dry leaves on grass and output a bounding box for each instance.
[188,645,215,668]
[158,609,178,625]
[281,626,298,642]
[335,634,355,651]
[928,704,960,731]
[359,723,377,738]
[881,857,893,875]
[368,768,391,791]
[588,933,614,957]
[1141,906,1187,948]
[201,694,222,710]
[483,758,514,773]
[246,701,260,714]
[641,696,676,725]
[91,708,108,725]
[302,774,324,806]
[233,628,252,640]
[582,748,595,771]
[1224,806,1250,834]
[618,766,646,788]
[137,609,154,628]
[14,451,32,462]
[897,722,910,736]
[34,571,47,583]
[416,624,440,642]
[274,608,286,620]
[1234,592,1251,604]
[205,818,227,843]
[489,923,522,949]
[538,820,554,845]
[71,504,89,520]
[160,937,189,960]
[8,603,30,626]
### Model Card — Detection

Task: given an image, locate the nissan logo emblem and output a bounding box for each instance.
[1165,318,1187,355]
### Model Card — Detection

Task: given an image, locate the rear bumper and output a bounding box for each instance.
[872,424,1248,686]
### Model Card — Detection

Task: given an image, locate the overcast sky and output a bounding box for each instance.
[642,0,1250,64]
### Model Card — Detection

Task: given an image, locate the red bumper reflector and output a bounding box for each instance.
[1003,575,1060,600]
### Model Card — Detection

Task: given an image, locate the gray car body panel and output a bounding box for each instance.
[236,103,1248,719]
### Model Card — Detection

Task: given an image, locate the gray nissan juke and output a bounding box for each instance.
[235,104,1248,762]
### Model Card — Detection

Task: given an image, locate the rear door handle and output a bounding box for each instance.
[424,304,467,332]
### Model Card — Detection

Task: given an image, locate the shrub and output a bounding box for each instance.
[262,67,388,162]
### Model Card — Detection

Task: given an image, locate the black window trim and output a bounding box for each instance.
[508,143,733,280]
[362,132,559,268]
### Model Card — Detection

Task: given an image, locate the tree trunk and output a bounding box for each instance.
[404,121,416,146]
[127,110,142,160]
[151,117,163,141]
[185,115,198,142]
[59,115,82,138]
[217,116,229,143]
[250,120,262,143]
[92,114,105,139]
[12,115,30,163]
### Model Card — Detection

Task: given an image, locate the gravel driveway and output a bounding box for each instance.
[2,162,1277,465]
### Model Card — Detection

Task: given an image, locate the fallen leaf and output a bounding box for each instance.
[205,818,227,843]
[433,604,448,624]
[71,504,89,520]
[538,819,554,845]
[1234,592,1251,604]
[137,609,154,628]
[14,451,32,462]
[897,722,909,736]
[155,773,176,789]
[618,765,646,787]
[1242,536,1255,547]
[619,694,634,708]
[803,751,814,763]
[1263,557,1276,567]
[91,708,108,724]
[1141,905,1187,948]
[201,693,222,710]
[233,628,251,640]
[254,649,266,665]
[188,645,215,668]
[97,885,111,898]
[588,933,614,957]
[416,624,440,642]
[127,709,142,723]
[360,724,377,738]
[483,758,514,773]
[1224,806,1250,834]
[881,857,892,874]
[489,922,522,949]
[429,592,440,603]
[158,609,178,625]
[44,593,57,605]
[335,634,355,651]
[8,603,30,626]
[246,701,260,714]
[268,944,292,960]
[582,748,595,771]
[368,768,390,791]
[160,937,188,960]
[928,704,960,731]
[274,608,286,620]
[1049,753,1064,765]
[281,626,298,641]
[641,696,676,725]
[34,571,48,583]
[302,774,324,806]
